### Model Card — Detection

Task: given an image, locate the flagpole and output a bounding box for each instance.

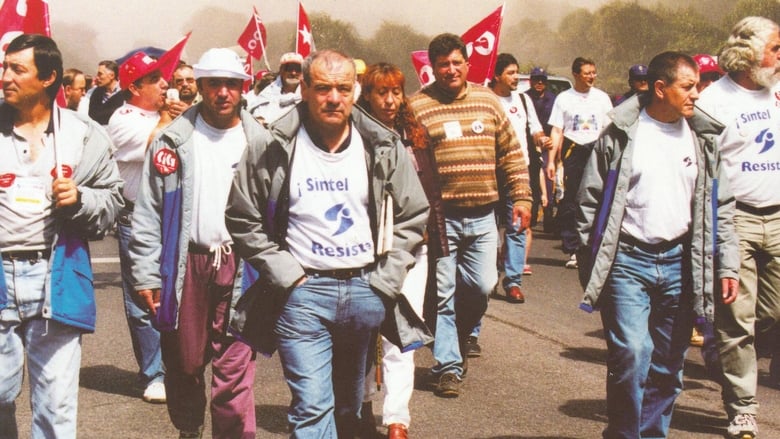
[53,104,63,179]
[296,0,301,55]
[253,6,271,71]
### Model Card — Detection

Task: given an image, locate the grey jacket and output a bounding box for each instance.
[225,104,432,354]
[576,96,740,322]
[129,106,266,331]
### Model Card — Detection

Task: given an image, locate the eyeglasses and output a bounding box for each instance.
[579,71,597,77]
[282,64,301,72]
[531,77,546,83]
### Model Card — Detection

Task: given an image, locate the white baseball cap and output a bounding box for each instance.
[193,48,250,80]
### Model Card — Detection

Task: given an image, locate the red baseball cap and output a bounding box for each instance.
[693,54,724,75]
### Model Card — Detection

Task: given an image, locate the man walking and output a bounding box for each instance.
[409,33,532,398]
[547,57,612,269]
[577,51,739,438]
[129,48,258,439]
[0,34,122,438]
[697,16,780,439]
[108,48,187,405]
[226,50,429,437]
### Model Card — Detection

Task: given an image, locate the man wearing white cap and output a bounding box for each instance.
[107,48,187,406]
[129,48,260,439]
[247,51,303,124]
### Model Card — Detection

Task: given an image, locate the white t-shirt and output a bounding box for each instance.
[697,75,780,207]
[286,124,375,270]
[189,115,248,247]
[549,87,613,145]
[0,110,87,250]
[621,109,698,243]
[108,103,160,202]
[497,92,543,166]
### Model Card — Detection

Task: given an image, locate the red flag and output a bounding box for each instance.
[410,51,435,87]
[461,4,504,85]
[157,32,191,81]
[242,54,253,94]
[237,7,267,61]
[296,2,315,58]
[0,0,51,62]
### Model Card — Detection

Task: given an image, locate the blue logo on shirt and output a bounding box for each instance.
[756,128,775,154]
[324,203,353,236]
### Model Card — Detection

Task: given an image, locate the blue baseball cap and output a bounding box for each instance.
[530,67,548,79]
[628,64,648,79]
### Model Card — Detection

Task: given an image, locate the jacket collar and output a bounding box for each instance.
[159,105,265,149]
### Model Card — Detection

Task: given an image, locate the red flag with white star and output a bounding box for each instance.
[296,2,315,59]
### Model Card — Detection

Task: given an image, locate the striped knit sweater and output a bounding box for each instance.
[409,82,531,210]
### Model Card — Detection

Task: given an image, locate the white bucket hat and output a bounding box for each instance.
[193,48,250,80]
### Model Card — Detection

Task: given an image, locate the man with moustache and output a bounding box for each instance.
[226,50,429,437]
[247,52,303,124]
[172,64,200,107]
[697,16,780,439]
[577,51,739,438]
[547,57,613,270]
[129,48,258,439]
[409,33,532,398]
[107,50,187,405]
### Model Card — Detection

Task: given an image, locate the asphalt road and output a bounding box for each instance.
[11,228,780,438]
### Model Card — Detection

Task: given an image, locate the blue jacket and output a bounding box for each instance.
[0,105,123,332]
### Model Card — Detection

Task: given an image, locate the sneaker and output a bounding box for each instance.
[179,427,203,439]
[523,265,533,275]
[565,253,578,269]
[142,381,166,404]
[464,335,482,358]
[726,413,757,439]
[435,372,460,398]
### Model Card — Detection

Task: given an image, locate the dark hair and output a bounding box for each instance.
[5,34,63,101]
[357,62,429,149]
[98,59,118,76]
[571,57,595,74]
[489,53,519,87]
[428,33,468,65]
[302,50,354,86]
[639,51,698,106]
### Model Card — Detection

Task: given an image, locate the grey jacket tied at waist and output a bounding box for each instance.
[225,104,432,354]
[575,95,740,323]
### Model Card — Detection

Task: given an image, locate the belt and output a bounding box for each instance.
[736,201,780,216]
[2,249,52,261]
[444,203,496,218]
[188,242,212,255]
[619,233,687,254]
[304,265,373,280]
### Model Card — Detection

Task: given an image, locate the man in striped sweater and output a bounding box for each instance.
[409,33,532,398]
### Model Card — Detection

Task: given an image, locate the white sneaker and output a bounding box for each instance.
[727,413,757,439]
[565,253,578,269]
[143,381,166,404]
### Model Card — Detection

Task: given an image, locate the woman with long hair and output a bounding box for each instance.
[357,62,446,439]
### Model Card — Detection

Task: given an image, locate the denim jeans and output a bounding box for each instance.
[502,196,527,290]
[0,258,82,439]
[275,272,384,438]
[600,240,692,439]
[432,210,498,378]
[117,210,164,387]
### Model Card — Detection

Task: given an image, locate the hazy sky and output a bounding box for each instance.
[45,0,611,67]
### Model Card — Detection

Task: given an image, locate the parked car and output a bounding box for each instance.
[517,74,572,95]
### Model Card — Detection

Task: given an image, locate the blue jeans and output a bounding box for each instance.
[432,210,498,378]
[600,240,693,439]
[503,196,527,290]
[275,272,384,438]
[118,210,164,386]
[0,258,82,439]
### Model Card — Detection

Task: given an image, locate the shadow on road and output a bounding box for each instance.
[80,364,138,398]
[668,403,726,436]
[254,404,289,435]
[559,346,606,366]
[93,271,121,289]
